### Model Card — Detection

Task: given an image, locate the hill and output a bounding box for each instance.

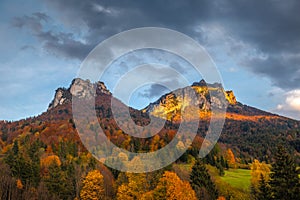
[0,78,299,199]
[0,78,299,163]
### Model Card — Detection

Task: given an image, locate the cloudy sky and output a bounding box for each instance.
[1,0,300,120]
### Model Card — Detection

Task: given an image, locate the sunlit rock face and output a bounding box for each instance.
[225,90,237,105]
[47,78,237,122]
[143,80,236,121]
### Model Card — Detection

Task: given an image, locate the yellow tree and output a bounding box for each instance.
[150,135,161,151]
[117,173,150,200]
[226,148,236,168]
[153,171,197,200]
[80,170,105,200]
[250,159,270,197]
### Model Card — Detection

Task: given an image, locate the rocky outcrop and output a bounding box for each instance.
[48,78,111,110]
[143,80,237,120]
[69,78,111,98]
[48,78,237,120]
[225,90,237,105]
[48,88,71,110]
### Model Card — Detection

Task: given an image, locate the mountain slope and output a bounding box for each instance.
[144,79,283,122]
[0,78,299,163]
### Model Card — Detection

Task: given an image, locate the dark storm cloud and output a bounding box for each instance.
[139,84,169,98]
[12,12,91,59]
[218,0,300,89]
[40,31,92,59]
[13,0,300,89]
[37,0,215,56]
[241,54,300,89]
[12,12,49,32]
[223,0,300,53]
[43,0,212,33]
[20,45,35,51]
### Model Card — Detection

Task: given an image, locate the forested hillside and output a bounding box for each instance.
[0,78,299,199]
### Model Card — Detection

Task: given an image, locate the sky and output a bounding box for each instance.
[0,0,300,120]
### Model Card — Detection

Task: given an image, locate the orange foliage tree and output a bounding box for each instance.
[40,155,61,175]
[80,170,105,200]
[226,148,236,168]
[152,171,197,200]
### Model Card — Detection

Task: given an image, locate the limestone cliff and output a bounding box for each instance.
[48,78,111,110]
[143,80,237,120]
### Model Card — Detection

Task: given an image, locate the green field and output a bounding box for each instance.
[221,169,251,191]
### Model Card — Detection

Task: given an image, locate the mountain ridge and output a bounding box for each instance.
[48,78,291,121]
[0,78,299,163]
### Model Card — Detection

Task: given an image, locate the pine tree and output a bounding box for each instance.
[269,145,300,200]
[44,160,72,199]
[256,173,271,200]
[12,140,19,155]
[190,159,218,200]
[220,156,226,169]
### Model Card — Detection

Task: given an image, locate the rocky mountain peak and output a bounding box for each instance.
[192,79,207,87]
[143,80,237,120]
[48,78,111,110]
[48,87,72,110]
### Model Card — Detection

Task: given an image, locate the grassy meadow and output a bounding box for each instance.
[221,169,251,192]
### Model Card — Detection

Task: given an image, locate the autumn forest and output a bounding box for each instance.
[0,79,299,200]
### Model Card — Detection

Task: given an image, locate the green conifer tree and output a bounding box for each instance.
[190,159,218,200]
[269,145,300,200]
[256,173,272,200]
